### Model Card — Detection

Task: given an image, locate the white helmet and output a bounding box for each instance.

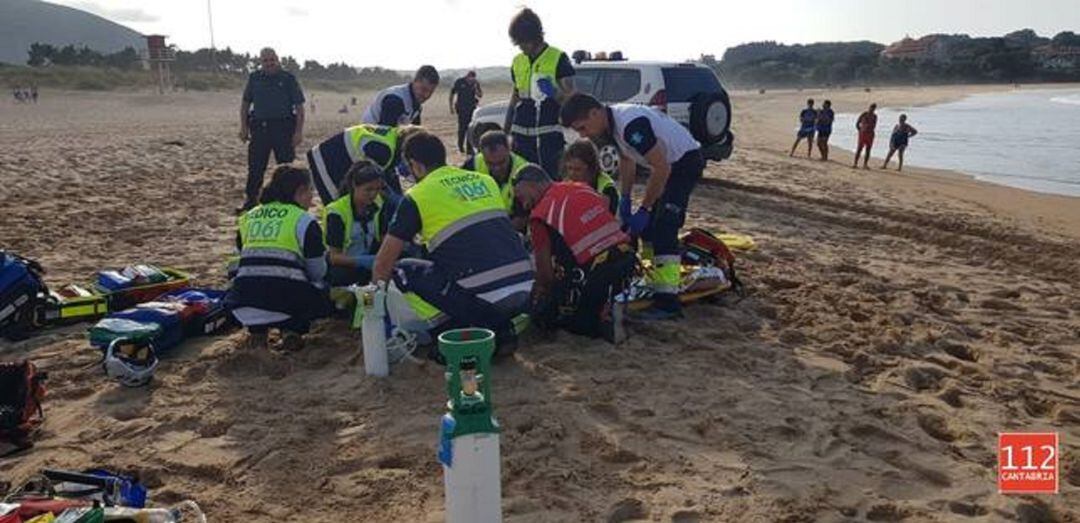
[102,337,159,387]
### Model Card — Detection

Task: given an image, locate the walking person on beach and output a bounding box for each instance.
[853,103,877,169]
[30,85,38,104]
[815,100,834,161]
[238,47,306,212]
[882,114,918,172]
[789,98,817,158]
[450,71,483,154]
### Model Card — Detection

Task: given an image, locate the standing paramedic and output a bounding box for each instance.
[561,93,703,320]
[239,47,306,212]
[503,7,575,176]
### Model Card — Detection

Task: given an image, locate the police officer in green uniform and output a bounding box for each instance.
[323,160,401,286]
[239,48,306,212]
[461,130,530,210]
[372,132,534,354]
[503,8,576,177]
[227,165,331,351]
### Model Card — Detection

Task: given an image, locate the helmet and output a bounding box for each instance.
[102,337,159,387]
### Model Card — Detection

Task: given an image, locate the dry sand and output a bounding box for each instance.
[0,84,1077,522]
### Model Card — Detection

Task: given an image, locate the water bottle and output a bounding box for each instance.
[361,282,389,377]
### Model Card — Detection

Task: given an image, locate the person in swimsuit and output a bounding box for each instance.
[789,98,817,158]
[882,114,918,172]
[815,100,834,161]
[853,103,877,169]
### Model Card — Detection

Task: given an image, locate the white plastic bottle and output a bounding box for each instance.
[361,282,389,377]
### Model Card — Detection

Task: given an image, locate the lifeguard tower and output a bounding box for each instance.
[146,35,175,94]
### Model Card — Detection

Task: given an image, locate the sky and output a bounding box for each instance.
[50,0,1080,70]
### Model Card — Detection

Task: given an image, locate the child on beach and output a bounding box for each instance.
[882,114,918,172]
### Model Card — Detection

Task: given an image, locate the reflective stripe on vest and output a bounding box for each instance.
[512,46,564,101]
[509,124,563,136]
[407,166,508,252]
[342,124,399,171]
[473,152,529,210]
[238,203,305,256]
[322,194,384,253]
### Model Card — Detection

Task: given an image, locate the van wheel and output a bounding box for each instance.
[598,144,620,175]
[689,91,732,145]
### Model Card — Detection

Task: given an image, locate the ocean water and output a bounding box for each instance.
[830,89,1080,197]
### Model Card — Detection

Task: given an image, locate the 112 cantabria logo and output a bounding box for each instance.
[998,432,1059,494]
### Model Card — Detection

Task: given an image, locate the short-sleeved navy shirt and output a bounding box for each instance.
[243,70,305,121]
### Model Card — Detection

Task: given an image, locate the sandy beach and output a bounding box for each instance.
[1,84,1077,521]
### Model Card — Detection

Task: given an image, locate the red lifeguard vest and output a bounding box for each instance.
[530,182,629,266]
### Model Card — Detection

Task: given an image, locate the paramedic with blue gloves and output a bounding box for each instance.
[560,93,704,321]
[503,8,575,177]
[323,160,400,286]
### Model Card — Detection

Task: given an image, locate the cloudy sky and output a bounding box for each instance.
[50,0,1080,70]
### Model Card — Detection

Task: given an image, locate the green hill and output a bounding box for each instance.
[0,0,144,65]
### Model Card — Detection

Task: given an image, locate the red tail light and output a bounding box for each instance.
[648,89,667,112]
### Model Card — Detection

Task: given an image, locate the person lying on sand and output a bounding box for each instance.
[882,114,918,172]
[789,98,817,158]
[513,165,634,342]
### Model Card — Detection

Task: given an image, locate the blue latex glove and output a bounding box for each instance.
[536,77,557,98]
[395,160,415,183]
[618,196,633,224]
[353,254,376,270]
[627,206,651,235]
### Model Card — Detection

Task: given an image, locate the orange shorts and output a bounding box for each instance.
[858,131,875,148]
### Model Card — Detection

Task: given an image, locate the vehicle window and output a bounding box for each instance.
[573,69,603,98]
[599,69,641,103]
[661,67,721,102]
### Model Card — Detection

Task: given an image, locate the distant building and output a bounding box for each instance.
[882,35,961,63]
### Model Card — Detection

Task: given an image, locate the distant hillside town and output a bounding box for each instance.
[712,29,1080,88]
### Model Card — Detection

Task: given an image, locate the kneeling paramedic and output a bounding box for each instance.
[306,124,422,202]
[560,93,705,320]
[227,165,332,351]
[322,160,400,287]
[461,130,530,209]
[513,166,635,341]
[372,131,534,354]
